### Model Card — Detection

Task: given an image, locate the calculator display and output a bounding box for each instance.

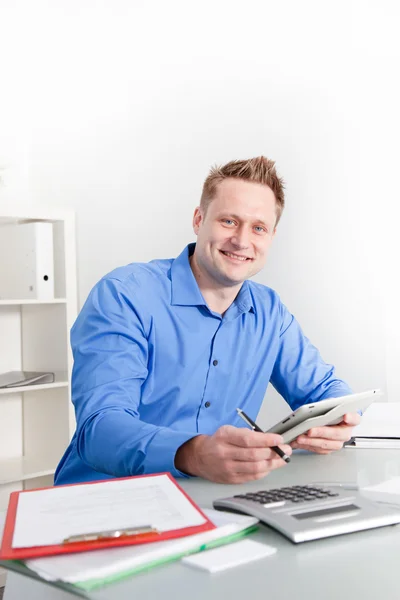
[292,504,360,520]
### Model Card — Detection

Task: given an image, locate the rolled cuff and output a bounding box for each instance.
[143,428,200,478]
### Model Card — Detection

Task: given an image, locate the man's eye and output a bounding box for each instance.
[223,219,235,225]
[254,226,266,233]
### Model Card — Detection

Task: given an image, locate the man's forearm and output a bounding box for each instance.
[76,409,196,478]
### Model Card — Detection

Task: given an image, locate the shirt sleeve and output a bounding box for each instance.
[270,302,352,411]
[70,277,196,478]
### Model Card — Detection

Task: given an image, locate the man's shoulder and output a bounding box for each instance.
[246,281,291,331]
[247,280,282,306]
[101,257,174,289]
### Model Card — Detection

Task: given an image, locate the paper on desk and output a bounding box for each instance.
[347,439,400,449]
[353,403,400,439]
[182,539,276,573]
[361,477,400,506]
[12,474,206,548]
[24,509,259,586]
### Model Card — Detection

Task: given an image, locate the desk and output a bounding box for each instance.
[2,449,400,600]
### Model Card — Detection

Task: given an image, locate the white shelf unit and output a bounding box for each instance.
[0,208,78,512]
[0,298,67,305]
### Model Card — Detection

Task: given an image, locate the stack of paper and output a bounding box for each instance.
[24,509,259,591]
[346,403,400,448]
[182,537,276,573]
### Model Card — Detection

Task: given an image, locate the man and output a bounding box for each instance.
[55,156,360,486]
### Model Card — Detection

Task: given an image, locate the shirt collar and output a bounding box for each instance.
[170,244,255,315]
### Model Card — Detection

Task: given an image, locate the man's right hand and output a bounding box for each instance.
[174,425,292,484]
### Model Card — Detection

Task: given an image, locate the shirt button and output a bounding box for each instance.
[213,359,218,366]
[205,401,211,408]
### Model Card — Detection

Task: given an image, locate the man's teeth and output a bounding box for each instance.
[223,251,248,261]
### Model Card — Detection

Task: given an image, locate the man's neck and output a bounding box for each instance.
[189,255,242,315]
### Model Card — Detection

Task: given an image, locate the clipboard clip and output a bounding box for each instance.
[63,525,159,544]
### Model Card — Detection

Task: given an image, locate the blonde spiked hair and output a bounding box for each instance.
[200,156,285,226]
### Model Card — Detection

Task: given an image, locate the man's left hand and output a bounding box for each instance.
[291,412,361,454]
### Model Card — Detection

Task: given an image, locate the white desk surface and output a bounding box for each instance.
[2,448,400,600]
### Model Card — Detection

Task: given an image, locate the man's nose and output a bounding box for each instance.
[230,227,250,248]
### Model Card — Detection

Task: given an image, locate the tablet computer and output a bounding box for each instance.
[266,389,382,444]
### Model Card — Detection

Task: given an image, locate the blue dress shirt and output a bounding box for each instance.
[54,243,351,485]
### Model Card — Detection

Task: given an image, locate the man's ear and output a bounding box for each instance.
[192,207,203,235]
[271,227,277,240]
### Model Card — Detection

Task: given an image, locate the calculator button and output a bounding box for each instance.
[238,485,341,506]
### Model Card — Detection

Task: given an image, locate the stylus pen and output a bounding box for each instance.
[236,408,291,463]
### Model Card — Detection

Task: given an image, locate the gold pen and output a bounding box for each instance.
[63,525,158,544]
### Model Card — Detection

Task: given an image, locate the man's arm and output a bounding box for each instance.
[270,304,358,453]
[270,305,352,408]
[71,277,196,478]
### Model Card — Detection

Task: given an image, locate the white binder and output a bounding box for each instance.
[0,222,54,300]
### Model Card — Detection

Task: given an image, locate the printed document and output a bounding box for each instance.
[12,474,206,548]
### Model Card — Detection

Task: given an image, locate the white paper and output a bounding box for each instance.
[13,474,206,548]
[353,403,400,439]
[24,509,259,584]
[349,439,400,449]
[181,539,276,573]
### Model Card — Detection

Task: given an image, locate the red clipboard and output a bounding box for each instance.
[0,472,216,560]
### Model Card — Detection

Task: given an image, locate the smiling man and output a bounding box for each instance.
[55,157,360,486]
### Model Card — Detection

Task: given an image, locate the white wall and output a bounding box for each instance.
[1,0,399,425]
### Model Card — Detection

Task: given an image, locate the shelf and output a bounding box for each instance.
[0,217,44,226]
[0,209,74,225]
[0,298,67,306]
[0,208,77,502]
[0,456,56,485]
[0,372,69,395]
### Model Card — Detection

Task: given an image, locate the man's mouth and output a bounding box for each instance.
[220,250,252,262]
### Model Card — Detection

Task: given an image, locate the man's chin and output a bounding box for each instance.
[213,256,259,285]
[217,269,251,287]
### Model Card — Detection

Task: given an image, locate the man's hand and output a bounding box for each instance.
[291,412,361,454]
[175,425,292,484]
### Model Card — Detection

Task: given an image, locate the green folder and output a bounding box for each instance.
[1,525,259,594]
[74,524,259,591]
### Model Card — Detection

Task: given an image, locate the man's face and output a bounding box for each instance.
[192,178,277,288]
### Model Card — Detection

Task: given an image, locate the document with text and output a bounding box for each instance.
[12,474,207,548]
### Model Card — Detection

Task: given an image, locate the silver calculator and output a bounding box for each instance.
[213,484,400,543]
